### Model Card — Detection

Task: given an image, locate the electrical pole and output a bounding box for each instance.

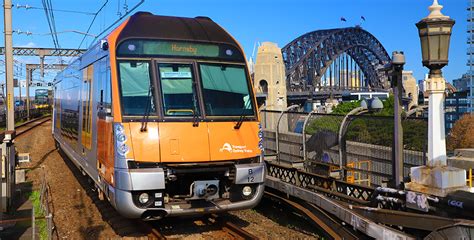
[26,69,31,120]
[4,0,14,131]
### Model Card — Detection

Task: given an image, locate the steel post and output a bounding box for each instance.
[390,51,405,188]
[338,107,368,178]
[4,0,14,131]
[302,110,317,162]
[26,69,31,120]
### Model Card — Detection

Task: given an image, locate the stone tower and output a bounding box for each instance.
[254,42,289,131]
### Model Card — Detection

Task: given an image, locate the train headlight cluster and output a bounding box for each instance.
[133,191,164,208]
[139,193,150,204]
[114,123,129,156]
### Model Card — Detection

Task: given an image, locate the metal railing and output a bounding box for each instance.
[0,107,51,128]
[32,167,53,240]
[266,161,375,204]
[260,109,428,186]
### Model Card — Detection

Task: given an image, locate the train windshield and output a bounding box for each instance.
[199,63,254,116]
[157,63,200,116]
[118,60,157,116]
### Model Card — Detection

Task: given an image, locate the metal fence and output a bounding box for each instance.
[32,167,53,240]
[260,109,428,187]
[0,107,51,128]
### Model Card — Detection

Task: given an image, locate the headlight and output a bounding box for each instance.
[117,144,129,156]
[114,123,130,156]
[139,193,150,204]
[115,124,124,133]
[242,186,253,197]
[117,133,127,143]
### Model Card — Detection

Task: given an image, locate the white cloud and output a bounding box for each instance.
[18,42,37,48]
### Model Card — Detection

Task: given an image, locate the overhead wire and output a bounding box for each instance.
[92,0,145,44]
[47,0,60,48]
[77,0,109,50]
[41,0,58,49]
[15,4,96,15]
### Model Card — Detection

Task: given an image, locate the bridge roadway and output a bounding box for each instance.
[264,160,474,239]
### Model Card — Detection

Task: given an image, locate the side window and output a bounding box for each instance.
[81,65,93,150]
[158,63,199,116]
[105,58,112,110]
[54,83,61,130]
[97,58,112,113]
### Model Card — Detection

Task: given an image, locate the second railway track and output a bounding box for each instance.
[14,115,51,136]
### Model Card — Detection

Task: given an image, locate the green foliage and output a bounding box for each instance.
[305,113,427,151]
[331,95,396,116]
[331,101,362,115]
[29,191,48,240]
[305,115,342,134]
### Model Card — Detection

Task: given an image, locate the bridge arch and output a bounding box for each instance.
[282,27,391,92]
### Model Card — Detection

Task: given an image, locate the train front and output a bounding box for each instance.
[104,13,265,220]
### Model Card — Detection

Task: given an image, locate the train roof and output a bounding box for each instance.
[116,12,238,47]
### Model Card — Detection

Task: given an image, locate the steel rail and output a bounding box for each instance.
[210,214,258,240]
[15,115,51,136]
[265,191,347,240]
[139,221,167,240]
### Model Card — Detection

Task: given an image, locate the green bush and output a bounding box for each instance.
[305,96,427,151]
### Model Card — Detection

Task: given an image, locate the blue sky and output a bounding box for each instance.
[0,0,468,96]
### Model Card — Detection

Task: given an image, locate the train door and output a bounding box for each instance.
[157,62,210,162]
[96,58,114,184]
[80,64,98,178]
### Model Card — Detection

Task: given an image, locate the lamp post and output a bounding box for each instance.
[416,0,454,167]
[275,105,299,164]
[406,0,467,197]
[390,51,406,188]
[338,97,383,179]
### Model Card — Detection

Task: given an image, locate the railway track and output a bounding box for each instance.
[14,115,51,137]
[209,214,258,240]
[141,213,258,240]
[264,190,363,240]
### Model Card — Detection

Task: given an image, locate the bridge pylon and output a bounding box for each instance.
[254,42,290,132]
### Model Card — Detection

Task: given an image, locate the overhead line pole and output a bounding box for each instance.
[4,0,14,131]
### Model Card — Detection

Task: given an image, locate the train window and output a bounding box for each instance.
[81,65,94,150]
[118,61,156,116]
[199,64,254,116]
[157,63,199,117]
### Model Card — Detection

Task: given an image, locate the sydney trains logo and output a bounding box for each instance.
[219,143,253,153]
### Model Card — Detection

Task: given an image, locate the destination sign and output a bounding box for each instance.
[117,39,244,61]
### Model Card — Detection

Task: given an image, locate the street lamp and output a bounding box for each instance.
[406,0,468,197]
[416,0,455,78]
[275,105,299,164]
[338,97,383,178]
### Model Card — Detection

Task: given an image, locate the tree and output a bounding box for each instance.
[331,95,396,116]
[447,114,474,151]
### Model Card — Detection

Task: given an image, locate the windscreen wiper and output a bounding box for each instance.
[192,108,199,127]
[140,83,154,132]
[192,83,200,127]
[234,100,251,129]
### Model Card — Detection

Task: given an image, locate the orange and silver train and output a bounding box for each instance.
[52,12,265,220]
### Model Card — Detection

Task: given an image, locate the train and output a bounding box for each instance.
[52,12,265,220]
[35,89,51,108]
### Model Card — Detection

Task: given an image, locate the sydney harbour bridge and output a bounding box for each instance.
[272,26,392,101]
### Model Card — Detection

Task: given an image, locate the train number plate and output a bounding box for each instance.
[235,163,265,184]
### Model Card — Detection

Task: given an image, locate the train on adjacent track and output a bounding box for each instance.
[52,12,265,220]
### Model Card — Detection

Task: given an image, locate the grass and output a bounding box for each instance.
[29,191,49,240]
